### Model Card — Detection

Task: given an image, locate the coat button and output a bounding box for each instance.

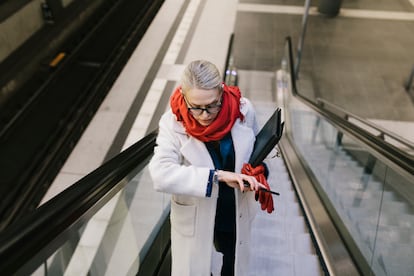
[239,213,242,218]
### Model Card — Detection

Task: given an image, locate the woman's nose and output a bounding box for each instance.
[200,109,211,118]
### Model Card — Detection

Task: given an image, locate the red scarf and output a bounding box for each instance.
[170,84,244,142]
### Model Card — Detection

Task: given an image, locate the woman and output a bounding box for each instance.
[149,60,272,276]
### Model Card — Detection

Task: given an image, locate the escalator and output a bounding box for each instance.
[0,37,413,275]
[0,0,164,231]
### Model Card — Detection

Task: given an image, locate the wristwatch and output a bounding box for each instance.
[213,170,219,185]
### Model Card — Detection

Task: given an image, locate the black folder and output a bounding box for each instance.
[249,108,284,167]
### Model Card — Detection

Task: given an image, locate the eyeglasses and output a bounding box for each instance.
[183,94,222,116]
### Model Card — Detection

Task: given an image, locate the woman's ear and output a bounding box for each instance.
[219,83,224,93]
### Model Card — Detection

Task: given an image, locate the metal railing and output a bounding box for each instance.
[316,98,414,154]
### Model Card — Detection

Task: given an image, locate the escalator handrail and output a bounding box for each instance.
[284,36,414,177]
[0,130,157,274]
[316,97,414,151]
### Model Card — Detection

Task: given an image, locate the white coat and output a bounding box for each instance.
[149,98,259,276]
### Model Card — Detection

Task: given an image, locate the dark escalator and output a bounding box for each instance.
[0,37,413,275]
[0,0,164,231]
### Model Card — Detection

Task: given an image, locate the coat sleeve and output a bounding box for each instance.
[148,112,213,198]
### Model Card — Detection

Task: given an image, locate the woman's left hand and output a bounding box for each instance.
[216,170,266,191]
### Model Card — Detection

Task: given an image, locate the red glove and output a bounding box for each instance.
[241,163,274,213]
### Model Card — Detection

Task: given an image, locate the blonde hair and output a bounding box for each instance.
[181,60,222,93]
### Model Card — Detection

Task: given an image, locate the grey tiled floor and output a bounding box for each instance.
[233,0,414,121]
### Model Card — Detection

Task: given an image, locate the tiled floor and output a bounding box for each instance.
[233,0,414,121]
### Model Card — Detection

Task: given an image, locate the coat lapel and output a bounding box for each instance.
[181,136,214,167]
[232,120,255,173]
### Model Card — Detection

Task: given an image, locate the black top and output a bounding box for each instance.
[205,133,236,233]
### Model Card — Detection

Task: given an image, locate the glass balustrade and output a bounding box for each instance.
[31,163,170,276]
[282,68,414,276]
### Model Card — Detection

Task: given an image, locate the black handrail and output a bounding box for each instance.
[0,130,157,275]
[316,97,414,151]
[284,36,414,177]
